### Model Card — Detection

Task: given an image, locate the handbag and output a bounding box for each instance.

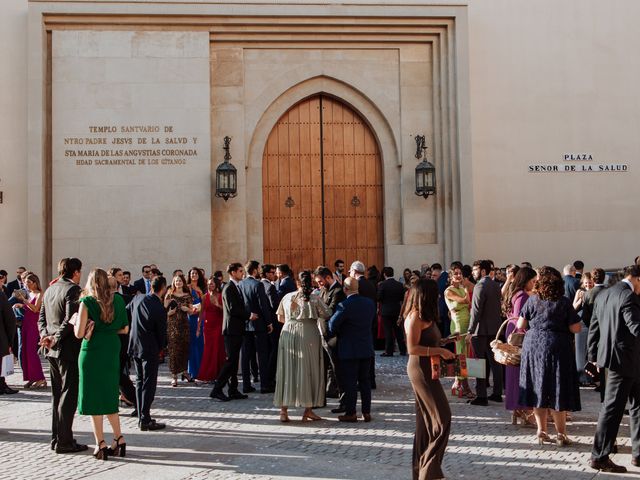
[430,354,468,380]
[506,317,526,347]
[1,354,14,377]
[465,338,486,378]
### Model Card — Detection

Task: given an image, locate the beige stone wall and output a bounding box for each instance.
[0,0,28,275]
[50,30,211,276]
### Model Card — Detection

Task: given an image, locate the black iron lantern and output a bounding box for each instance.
[414,135,436,198]
[215,136,237,201]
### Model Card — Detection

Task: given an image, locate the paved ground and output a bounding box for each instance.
[1,355,638,480]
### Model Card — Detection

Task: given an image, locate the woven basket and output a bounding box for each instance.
[490,319,521,366]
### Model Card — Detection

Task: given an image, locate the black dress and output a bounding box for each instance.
[518,295,582,411]
[407,322,451,480]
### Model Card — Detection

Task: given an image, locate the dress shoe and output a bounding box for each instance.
[56,442,88,454]
[589,458,627,473]
[209,390,230,402]
[380,352,393,357]
[331,406,346,414]
[362,413,372,423]
[0,385,18,395]
[228,391,248,400]
[338,414,358,422]
[260,387,275,394]
[243,385,256,394]
[468,397,488,406]
[140,420,166,431]
[488,394,503,403]
[631,456,640,467]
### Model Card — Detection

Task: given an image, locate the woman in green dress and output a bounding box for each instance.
[444,266,473,398]
[274,270,330,422]
[75,268,129,460]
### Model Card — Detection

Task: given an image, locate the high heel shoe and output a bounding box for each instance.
[302,411,322,421]
[536,431,553,445]
[107,435,127,457]
[556,433,573,447]
[171,376,178,387]
[93,440,109,460]
[119,394,134,407]
[33,379,47,388]
[279,412,290,423]
[181,372,194,383]
[24,381,34,389]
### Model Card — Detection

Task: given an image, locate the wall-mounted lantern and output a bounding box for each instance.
[414,135,436,199]
[215,136,237,202]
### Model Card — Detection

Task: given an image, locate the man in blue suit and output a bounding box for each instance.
[328,277,375,422]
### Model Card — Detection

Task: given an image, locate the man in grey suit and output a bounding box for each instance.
[466,259,503,406]
[587,265,640,473]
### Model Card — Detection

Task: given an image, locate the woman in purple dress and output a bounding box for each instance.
[501,267,536,425]
[15,273,46,388]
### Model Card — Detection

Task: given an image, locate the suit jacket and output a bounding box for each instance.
[37,277,82,360]
[319,280,346,342]
[127,293,167,360]
[275,276,297,303]
[239,276,273,332]
[222,281,249,336]
[587,281,640,377]
[6,279,22,298]
[0,291,16,357]
[328,294,375,359]
[581,284,606,328]
[357,276,377,303]
[467,276,502,336]
[377,277,405,317]
[133,277,150,295]
[564,275,580,301]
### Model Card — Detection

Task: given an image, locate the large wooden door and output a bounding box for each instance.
[263,95,383,273]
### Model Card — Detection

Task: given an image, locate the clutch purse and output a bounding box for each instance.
[430,355,468,380]
[584,362,599,378]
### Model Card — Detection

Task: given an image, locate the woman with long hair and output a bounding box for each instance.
[274,270,330,422]
[197,275,226,382]
[164,274,193,387]
[186,267,206,380]
[14,273,46,388]
[75,268,129,460]
[444,266,472,398]
[518,266,582,446]
[573,272,594,386]
[405,278,455,480]
[502,266,537,426]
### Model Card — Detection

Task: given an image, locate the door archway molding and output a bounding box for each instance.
[246,75,402,263]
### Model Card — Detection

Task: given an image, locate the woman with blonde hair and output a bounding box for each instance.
[75,268,129,460]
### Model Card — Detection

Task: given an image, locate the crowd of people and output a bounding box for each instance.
[1,256,639,479]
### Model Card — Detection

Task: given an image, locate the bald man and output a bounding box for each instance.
[328,277,376,422]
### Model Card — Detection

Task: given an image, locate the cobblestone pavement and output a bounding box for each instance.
[1,355,638,480]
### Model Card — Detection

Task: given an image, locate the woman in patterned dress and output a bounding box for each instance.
[164,274,193,387]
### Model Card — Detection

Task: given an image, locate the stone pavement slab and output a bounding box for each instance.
[1,355,637,479]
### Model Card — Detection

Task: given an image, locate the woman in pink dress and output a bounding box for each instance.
[15,273,46,388]
[197,275,226,382]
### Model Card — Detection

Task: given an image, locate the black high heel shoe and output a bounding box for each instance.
[93,440,109,460]
[181,372,194,383]
[107,435,127,457]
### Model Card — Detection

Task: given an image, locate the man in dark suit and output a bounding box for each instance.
[275,264,297,302]
[0,290,17,395]
[563,263,580,300]
[127,276,170,431]
[38,257,87,454]
[6,266,26,298]
[334,259,345,285]
[133,265,152,295]
[329,277,375,422]
[240,260,274,394]
[378,266,407,356]
[466,259,503,406]
[261,264,280,390]
[349,260,377,389]
[314,266,346,409]
[210,263,250,402]
[582,268,607,393]
[587,265,640,473]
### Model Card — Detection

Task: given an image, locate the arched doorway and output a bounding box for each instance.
[262,94,384,273]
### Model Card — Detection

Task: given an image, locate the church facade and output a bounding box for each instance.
[1,0,638,278]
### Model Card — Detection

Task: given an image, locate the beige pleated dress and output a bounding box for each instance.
[274,290,329,408]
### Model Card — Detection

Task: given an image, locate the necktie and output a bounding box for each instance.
[145,279,150,294]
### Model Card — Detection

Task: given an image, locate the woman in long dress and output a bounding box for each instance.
[274,270,330,422]
[14,273,46,388]
[405,278,455,480]
[186,267,205,381]
[197,275,226,382]
[518,266,582,446]
[164,274,193,387]
[75,268,129,460]
[443,266,471,398]
[501,266,537,426]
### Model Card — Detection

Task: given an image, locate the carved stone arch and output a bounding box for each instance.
[245,75,402,263]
